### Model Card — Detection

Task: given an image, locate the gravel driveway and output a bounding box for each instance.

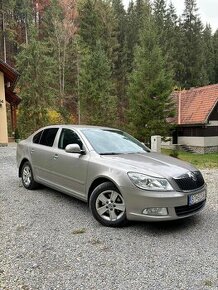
[0,145,217,290]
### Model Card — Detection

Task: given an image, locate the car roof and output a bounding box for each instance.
[42,125,120,131]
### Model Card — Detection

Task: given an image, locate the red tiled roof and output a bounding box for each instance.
[171,84,218,125]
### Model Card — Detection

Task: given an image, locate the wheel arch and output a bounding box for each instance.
[87,177,120,204]
[19,158,30,177]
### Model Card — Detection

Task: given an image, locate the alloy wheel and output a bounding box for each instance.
[95,190,126,222]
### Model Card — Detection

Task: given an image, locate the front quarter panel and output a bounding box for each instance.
[86,153,134,197]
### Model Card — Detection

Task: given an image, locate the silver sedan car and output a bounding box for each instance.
[16,125,206,227]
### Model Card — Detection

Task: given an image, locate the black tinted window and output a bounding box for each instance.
[40,128,58,147]
[58,129,83,149]
[33,130,43,144]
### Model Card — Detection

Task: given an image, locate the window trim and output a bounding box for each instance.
[58,128,84,150]
[32,128,59,147]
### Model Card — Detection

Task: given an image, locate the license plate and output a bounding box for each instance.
[189,191,206,205]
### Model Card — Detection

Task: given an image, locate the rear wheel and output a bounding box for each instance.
[90,182,127,227]
[21,161,38,190]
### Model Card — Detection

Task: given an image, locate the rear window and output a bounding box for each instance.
[33,130,43,144]
[40,128,58,147]
[33,128,58,147]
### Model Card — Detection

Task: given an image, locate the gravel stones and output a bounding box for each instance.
[0,145,217,290]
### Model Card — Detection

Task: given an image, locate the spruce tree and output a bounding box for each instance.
[179,0,208,88]
[153,0,181,84]
[127,17,174,142]
[165,3,184,85]
[213,29,218,83]
[153,0,167,50]
[16,28,56,137]
[112,0,128,125]
[79,0,117,62]
[203,25,215,84]
[79,40,117,126]
[78,0,119,126]
[126,0,150,73]
[79,0,102,49]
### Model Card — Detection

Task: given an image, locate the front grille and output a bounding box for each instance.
[173,171,205,191]
[175,200,206,216]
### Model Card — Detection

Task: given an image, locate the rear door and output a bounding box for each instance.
[29,128,59,183]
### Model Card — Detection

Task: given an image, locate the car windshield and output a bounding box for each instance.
[81,128,150,154]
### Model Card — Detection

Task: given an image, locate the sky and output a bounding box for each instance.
[123,0,218,33]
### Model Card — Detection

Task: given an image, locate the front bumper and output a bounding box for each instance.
[120,184,207,221]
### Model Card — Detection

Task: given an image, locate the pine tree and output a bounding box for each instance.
[78,0,118,125]
[16,27,56,137]
[153,0,181,84]
[79,0,117,62]
[112,0,128,125]
[165,3,184,85]
[79,40,117,126]
[203,24,215,84]
[127,17,174,142]
[179,0,208,88]
[153,0,167,49]
[79,0,102,48]
[213,29,218,83]
[126,0,150,73]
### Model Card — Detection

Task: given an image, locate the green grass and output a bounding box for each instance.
[72,228,86,234]
[203,279,213,287]
[161,149,218,169]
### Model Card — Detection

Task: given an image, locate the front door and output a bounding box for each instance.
[48,128,89,200]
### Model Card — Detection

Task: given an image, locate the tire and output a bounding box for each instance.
[21,161,38,190]
[90,181,127,227]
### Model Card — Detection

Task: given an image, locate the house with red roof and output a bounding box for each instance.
[169,84,218,153]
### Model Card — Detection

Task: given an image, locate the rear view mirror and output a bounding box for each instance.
[65,144,85,154]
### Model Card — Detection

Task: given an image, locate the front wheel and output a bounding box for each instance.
[21,161,38,190]
[90,182,127,227]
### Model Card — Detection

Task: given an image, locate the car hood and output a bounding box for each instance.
[100,152,196,179]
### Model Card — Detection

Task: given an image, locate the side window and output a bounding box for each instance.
[58,129,83,149]
[40,128,58,147]
[33,130,43,144]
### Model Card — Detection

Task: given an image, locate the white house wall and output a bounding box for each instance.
[178,136,218,147]
[208,121,218,126]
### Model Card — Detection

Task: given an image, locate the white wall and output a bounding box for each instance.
[178,136,218,147]
[208,121,218,126]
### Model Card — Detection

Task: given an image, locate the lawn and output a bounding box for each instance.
[161,149,218,169]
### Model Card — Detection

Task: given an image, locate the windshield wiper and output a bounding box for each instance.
[99,152,122,155]
[126,151,149,154]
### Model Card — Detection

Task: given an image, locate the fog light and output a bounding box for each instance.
[143,207,168,216]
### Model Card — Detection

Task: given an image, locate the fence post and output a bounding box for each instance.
[151,135,161,153]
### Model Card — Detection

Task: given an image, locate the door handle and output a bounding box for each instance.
[53,154,58,160]
[30,149,35,154]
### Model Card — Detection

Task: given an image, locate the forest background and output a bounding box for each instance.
[0,0,218,141]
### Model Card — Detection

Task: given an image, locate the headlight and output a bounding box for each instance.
[128,172,173,191]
